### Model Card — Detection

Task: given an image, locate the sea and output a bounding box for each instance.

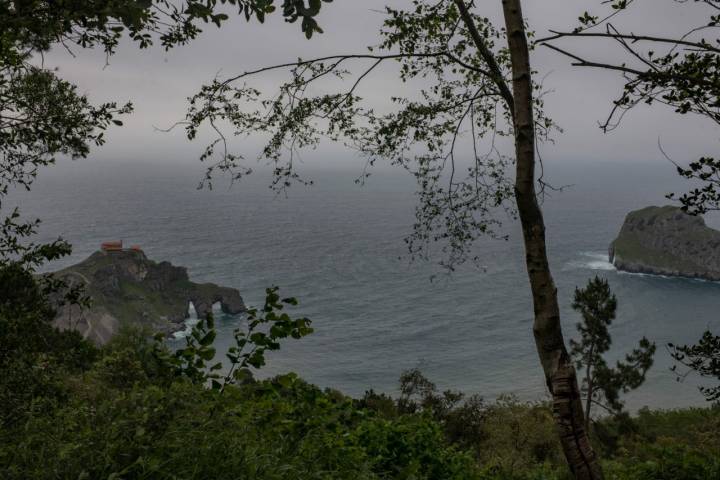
[10,158,720,411]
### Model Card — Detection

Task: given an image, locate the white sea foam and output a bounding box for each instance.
[564,252,616,272]
[172,302,201,339]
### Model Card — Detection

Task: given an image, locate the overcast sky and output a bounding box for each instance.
[41,0,718,172]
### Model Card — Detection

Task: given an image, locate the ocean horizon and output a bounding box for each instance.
[12,157,720,410]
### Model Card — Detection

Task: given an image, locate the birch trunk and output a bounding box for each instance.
[500,1,604,478]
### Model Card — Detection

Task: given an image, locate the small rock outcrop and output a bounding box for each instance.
[609,205,720,280]
[50,250,245,345]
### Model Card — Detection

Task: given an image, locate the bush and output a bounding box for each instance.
[604,445,720,480]
[477,395,563,475]
[0,368,488,480]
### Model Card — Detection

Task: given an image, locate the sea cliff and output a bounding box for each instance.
[609,205,720,280]
[50,249,245,344]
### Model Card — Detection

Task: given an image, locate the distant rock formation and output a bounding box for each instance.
[49,250,245,345]
[609,205,720,280]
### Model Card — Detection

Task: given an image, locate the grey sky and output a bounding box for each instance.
[42,1,717,171]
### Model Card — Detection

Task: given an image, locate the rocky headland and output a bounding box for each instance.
[609,205,720,280]
[50,249,245,345]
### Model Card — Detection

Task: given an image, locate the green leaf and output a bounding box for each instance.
[198,347,216,361]
[199,330,216,346]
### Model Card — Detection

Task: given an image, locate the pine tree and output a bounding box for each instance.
[670,331,720,402]
[571,277,656,429]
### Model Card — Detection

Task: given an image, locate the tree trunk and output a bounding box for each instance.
[500,1,604,478]
[584,346,595,432]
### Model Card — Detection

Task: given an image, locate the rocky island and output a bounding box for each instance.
[50,243,245,345]
[609,205,720,280]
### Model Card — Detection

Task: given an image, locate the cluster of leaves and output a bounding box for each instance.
[223,287,312,382]
[570,277,656,423]
[0,372,489,479]
[598,404,720,479]
[0,64,132,275]
[279,0,334,39]
[1,0,329,59]
[668,157,720,214]
[185,0,557,270]
[395,368,487,451]
[354,369,720,480]
[548,0,720,130]
[360,369,564,474]
[0,263,97,429]
[155,286,313,389]
[670,331,720,402]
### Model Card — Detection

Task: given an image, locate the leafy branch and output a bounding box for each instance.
[154,286,313,390]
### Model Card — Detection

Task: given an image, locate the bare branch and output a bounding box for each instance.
[539,31,720,54]
[541,43,645,76]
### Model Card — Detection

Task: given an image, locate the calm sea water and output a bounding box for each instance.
[11,159,720,410]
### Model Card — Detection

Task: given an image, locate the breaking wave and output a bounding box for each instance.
[565,252,616,272]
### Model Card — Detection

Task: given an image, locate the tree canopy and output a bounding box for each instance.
[670,331,720,402]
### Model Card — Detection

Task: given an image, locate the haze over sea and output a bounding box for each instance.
[14,158,720,410]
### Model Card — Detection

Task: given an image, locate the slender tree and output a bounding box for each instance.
[185,1,604,476]
[571,277,656,430]
[501,3,603,476]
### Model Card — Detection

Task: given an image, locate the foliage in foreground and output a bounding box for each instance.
[1,263,719,479]
[1,322,719,479]
[1,342,481,479]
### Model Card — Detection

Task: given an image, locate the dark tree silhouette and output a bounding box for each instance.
[571,277,656,430]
